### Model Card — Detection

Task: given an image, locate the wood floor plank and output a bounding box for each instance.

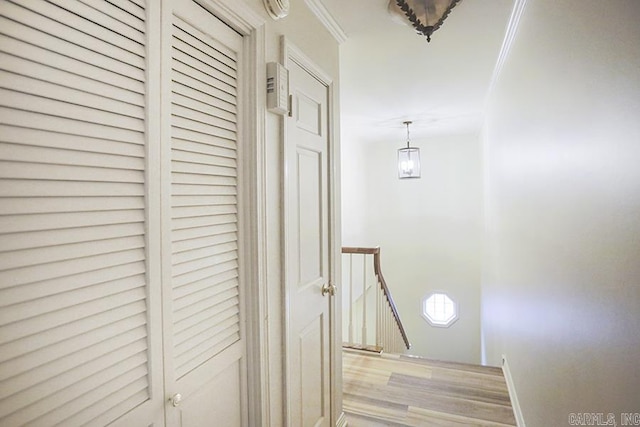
[344,412,410,427]
[429,366,510,392]
[397,354,504,376]
[406,406,518,427]
[343,394,409,424]
[345,351,433,379]
[343,361,393,386]
[388,373,513,406]
[343,350,517,427]
[345,378,515,425]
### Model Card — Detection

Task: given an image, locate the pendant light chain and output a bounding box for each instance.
[404,120,412,149]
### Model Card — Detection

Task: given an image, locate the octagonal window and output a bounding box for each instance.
[422,292,458,327]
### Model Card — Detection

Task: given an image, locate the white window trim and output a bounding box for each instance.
[422,292,459,328]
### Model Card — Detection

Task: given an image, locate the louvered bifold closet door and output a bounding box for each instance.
[170,10,242,381]
[0,1,154,426]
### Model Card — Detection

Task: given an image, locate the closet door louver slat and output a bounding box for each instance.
[170,15,241,381]
[0,1,151,426]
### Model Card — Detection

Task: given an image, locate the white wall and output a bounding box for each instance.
[342,131,483,364]
[341,130,369,246]
[240,1,341,425]
[482,0,640,425]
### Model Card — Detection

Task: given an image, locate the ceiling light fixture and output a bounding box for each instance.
[263,0,290,20]
[398,121,420,179]
[392,0,463,42]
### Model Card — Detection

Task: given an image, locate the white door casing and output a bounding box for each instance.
[283,38,335,427]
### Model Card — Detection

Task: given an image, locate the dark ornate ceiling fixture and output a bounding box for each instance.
[393,0,463,42]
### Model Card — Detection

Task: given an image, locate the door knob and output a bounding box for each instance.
[321,282,337,297]
[170,393,182,407]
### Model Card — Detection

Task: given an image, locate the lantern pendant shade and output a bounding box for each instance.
[398,121,420,179]
[398,147,420,179]
[393,0,463,42]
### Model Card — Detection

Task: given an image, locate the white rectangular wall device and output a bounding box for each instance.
[267,62,289,115]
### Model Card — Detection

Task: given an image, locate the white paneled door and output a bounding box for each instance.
[0,0,250,426]
[285,54,332,427]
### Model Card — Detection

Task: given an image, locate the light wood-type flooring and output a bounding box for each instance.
[343,350,517,427]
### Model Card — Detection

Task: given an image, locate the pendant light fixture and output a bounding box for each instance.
[398,121,421,179]
[390,0,463,42]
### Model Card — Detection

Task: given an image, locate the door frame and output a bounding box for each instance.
[281,36,344,427]
[161,1,269,425]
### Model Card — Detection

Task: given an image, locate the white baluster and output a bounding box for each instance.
[348,253,353,345]
[362,254,367,346]
[376,276,381,348]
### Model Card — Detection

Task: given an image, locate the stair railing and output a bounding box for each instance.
[341,247,411,353]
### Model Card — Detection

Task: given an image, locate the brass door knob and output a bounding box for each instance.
[321,283,337,297]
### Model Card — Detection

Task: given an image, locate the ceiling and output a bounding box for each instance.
[318,0,515,143]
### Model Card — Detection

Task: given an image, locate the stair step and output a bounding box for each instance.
[382,352,504,375]
[342,342,383,354]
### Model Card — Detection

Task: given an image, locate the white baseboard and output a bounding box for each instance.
[502,354,526,427]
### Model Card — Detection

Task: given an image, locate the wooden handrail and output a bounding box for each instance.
[341,246,379,255]
[342,246,411,350]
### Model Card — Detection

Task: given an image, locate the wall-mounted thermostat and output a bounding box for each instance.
[267,62,289,115]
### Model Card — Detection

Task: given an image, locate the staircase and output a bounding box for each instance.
[341,247,517,426]
[341,247,411,354]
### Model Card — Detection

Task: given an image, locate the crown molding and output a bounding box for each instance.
[489,0,528,91]
[303,0,348,44]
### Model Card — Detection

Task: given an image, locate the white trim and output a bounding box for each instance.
[502,354,526,427]
[158,3,175,425]
[282,37,333,85]
[326,53,344,427]
[195,0,264,33]
[486,0,528,98]
[421,292,459,328]
[142,1,167,425]
[241,26,270,427]
[303,0,348,44]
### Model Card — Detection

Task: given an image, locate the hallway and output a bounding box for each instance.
[343,350,516,426]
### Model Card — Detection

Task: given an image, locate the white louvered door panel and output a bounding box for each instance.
[163,1,246,425]
[0,1,162,426]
